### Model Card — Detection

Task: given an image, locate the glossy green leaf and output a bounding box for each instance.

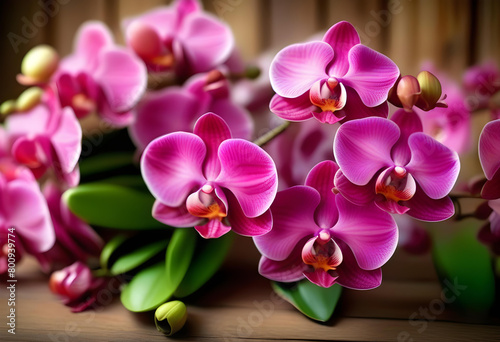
[111,239,169,275]
[165,229,197,292]
[79,152,133,177]
[121,262,172,312]
[93,175,149,192]
[432,221,495,313]
[174,233,233,298]
[63,183,166,229]
[272,280,342,322]
[100,235,127,270]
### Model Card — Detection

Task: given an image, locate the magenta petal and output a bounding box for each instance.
[336,86,389,122]
[488,201,500,236]
[405,185,454,221]
[341,44,400,107]
[152,200,202,227]
[253,186,320,261]
[304,268,338,288]
[129,88,200,151]
[141,132,206,207]
[334,117,399,185]
[269,93,315,121]
[226,190,272,237]
[178,13,234,73]
[336,240,382,290]
[195,219,232,239]
[406,133,460,199]
[193,113,232,180]
[332,196,398,270]
[258,247,307,283]
[51,107,82,174]
[6,179,54,253]
[482,171,500,200]
[216,139,277,218]
[479,119,500,180]
[390,109,423,166]
[94,47,147,113]
[323,21,360,77]
[209,98,253,140]
[305,161,339,229]
[375,197,410,215]
[334,170,376,206]
[124,8,177,40]
[270,41,332,98]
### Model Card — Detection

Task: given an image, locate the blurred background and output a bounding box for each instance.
[1,0,499,101]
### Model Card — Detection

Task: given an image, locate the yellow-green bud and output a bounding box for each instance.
[1,100,17,116]
[20,45,59,84]
[16,87,43,112]
[416,71,442,111]
[154,301,187,336]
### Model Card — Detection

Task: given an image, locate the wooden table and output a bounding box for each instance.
[1,237,499,342]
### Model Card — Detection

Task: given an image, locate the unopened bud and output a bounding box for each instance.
[154,301,187,336]
[397,75,421,112]
[204,70,229,98]
[416,71,442,111]
[19,45,59,85]
[1,100,17,116]
[16,87,43,112]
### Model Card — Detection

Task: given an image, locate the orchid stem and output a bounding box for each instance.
[448,192,483,200]
[253,121,290,147]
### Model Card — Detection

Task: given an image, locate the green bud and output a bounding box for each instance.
[154,301,187,336]
[20,45,59,84]
[16,87,43,112]
[1,100,17,116]
[416,71,442,111]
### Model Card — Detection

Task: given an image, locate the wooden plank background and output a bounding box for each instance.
[1,0,499,102]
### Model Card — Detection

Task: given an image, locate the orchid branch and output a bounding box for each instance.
[253,120,290,147]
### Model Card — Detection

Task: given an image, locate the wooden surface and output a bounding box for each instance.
[1,237,499,342]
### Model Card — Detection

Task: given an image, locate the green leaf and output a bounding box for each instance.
[165,229,197,292]
[63,183,166,229]
[92,175,149,192]
[432,221,495,314]
[79,152,133,178]
[174,233,233,298]
[100,235,127,270]
[272,280,342,322]
[121,262,172,312]
[110,239,169,275]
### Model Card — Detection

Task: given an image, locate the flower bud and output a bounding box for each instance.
[49,262,93,302]
[19,45,59,85]
[396,75,421,112]
[204,70,229,98]
[16,87,43,112]
[0,100,17,116]
[416,71,442,111]
[154,301,187,336]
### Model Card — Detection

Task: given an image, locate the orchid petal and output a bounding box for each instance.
[216,139,277,217]
[406,133,460,199]
[336,86,389,122]
[390,109,423,166]
[195,219,232,239]
[341,44,400,107]
[405,185,455,222]
[269,93,315,121]
[479,119,500,180]
[141,132,206,207]
[375,198,410,215]
[304,269,338,288]
[334,170,376,206]
[336,240,382,290]
[270,42,332,98]
[253,186,320,261]
[482,171,500,200]
[178,13,234,73]
[334,117,399,185]
[225,190,272,237]
[51,107,82,174]
[209,98,253,140]
[193,113,232,180]
[323,21,360,77]
[94,47,147,113]
[332,196,398,270]
[152,200,202,227]
[258,247,307,283]
[305,161,339,229]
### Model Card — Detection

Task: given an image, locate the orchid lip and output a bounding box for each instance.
[186,184,227,221]
[302,236,343,273]
[72,93,96,113]
[309,78,347,113]
[375,167,416,203]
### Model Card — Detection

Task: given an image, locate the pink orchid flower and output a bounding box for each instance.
[49,261,106,312]
[269,21,399,124]
[0,160,55,273]
[334,110,460,221]
[129,70,253,152]
[141,113,277,239]
[34,182,103,273]
[463,61,500,111]
[5,89,81,187]
[478,199,500,255]
[54,21,147,126]
[254,161,398,289]
[478,119,500,200]
[123,0,233,76]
